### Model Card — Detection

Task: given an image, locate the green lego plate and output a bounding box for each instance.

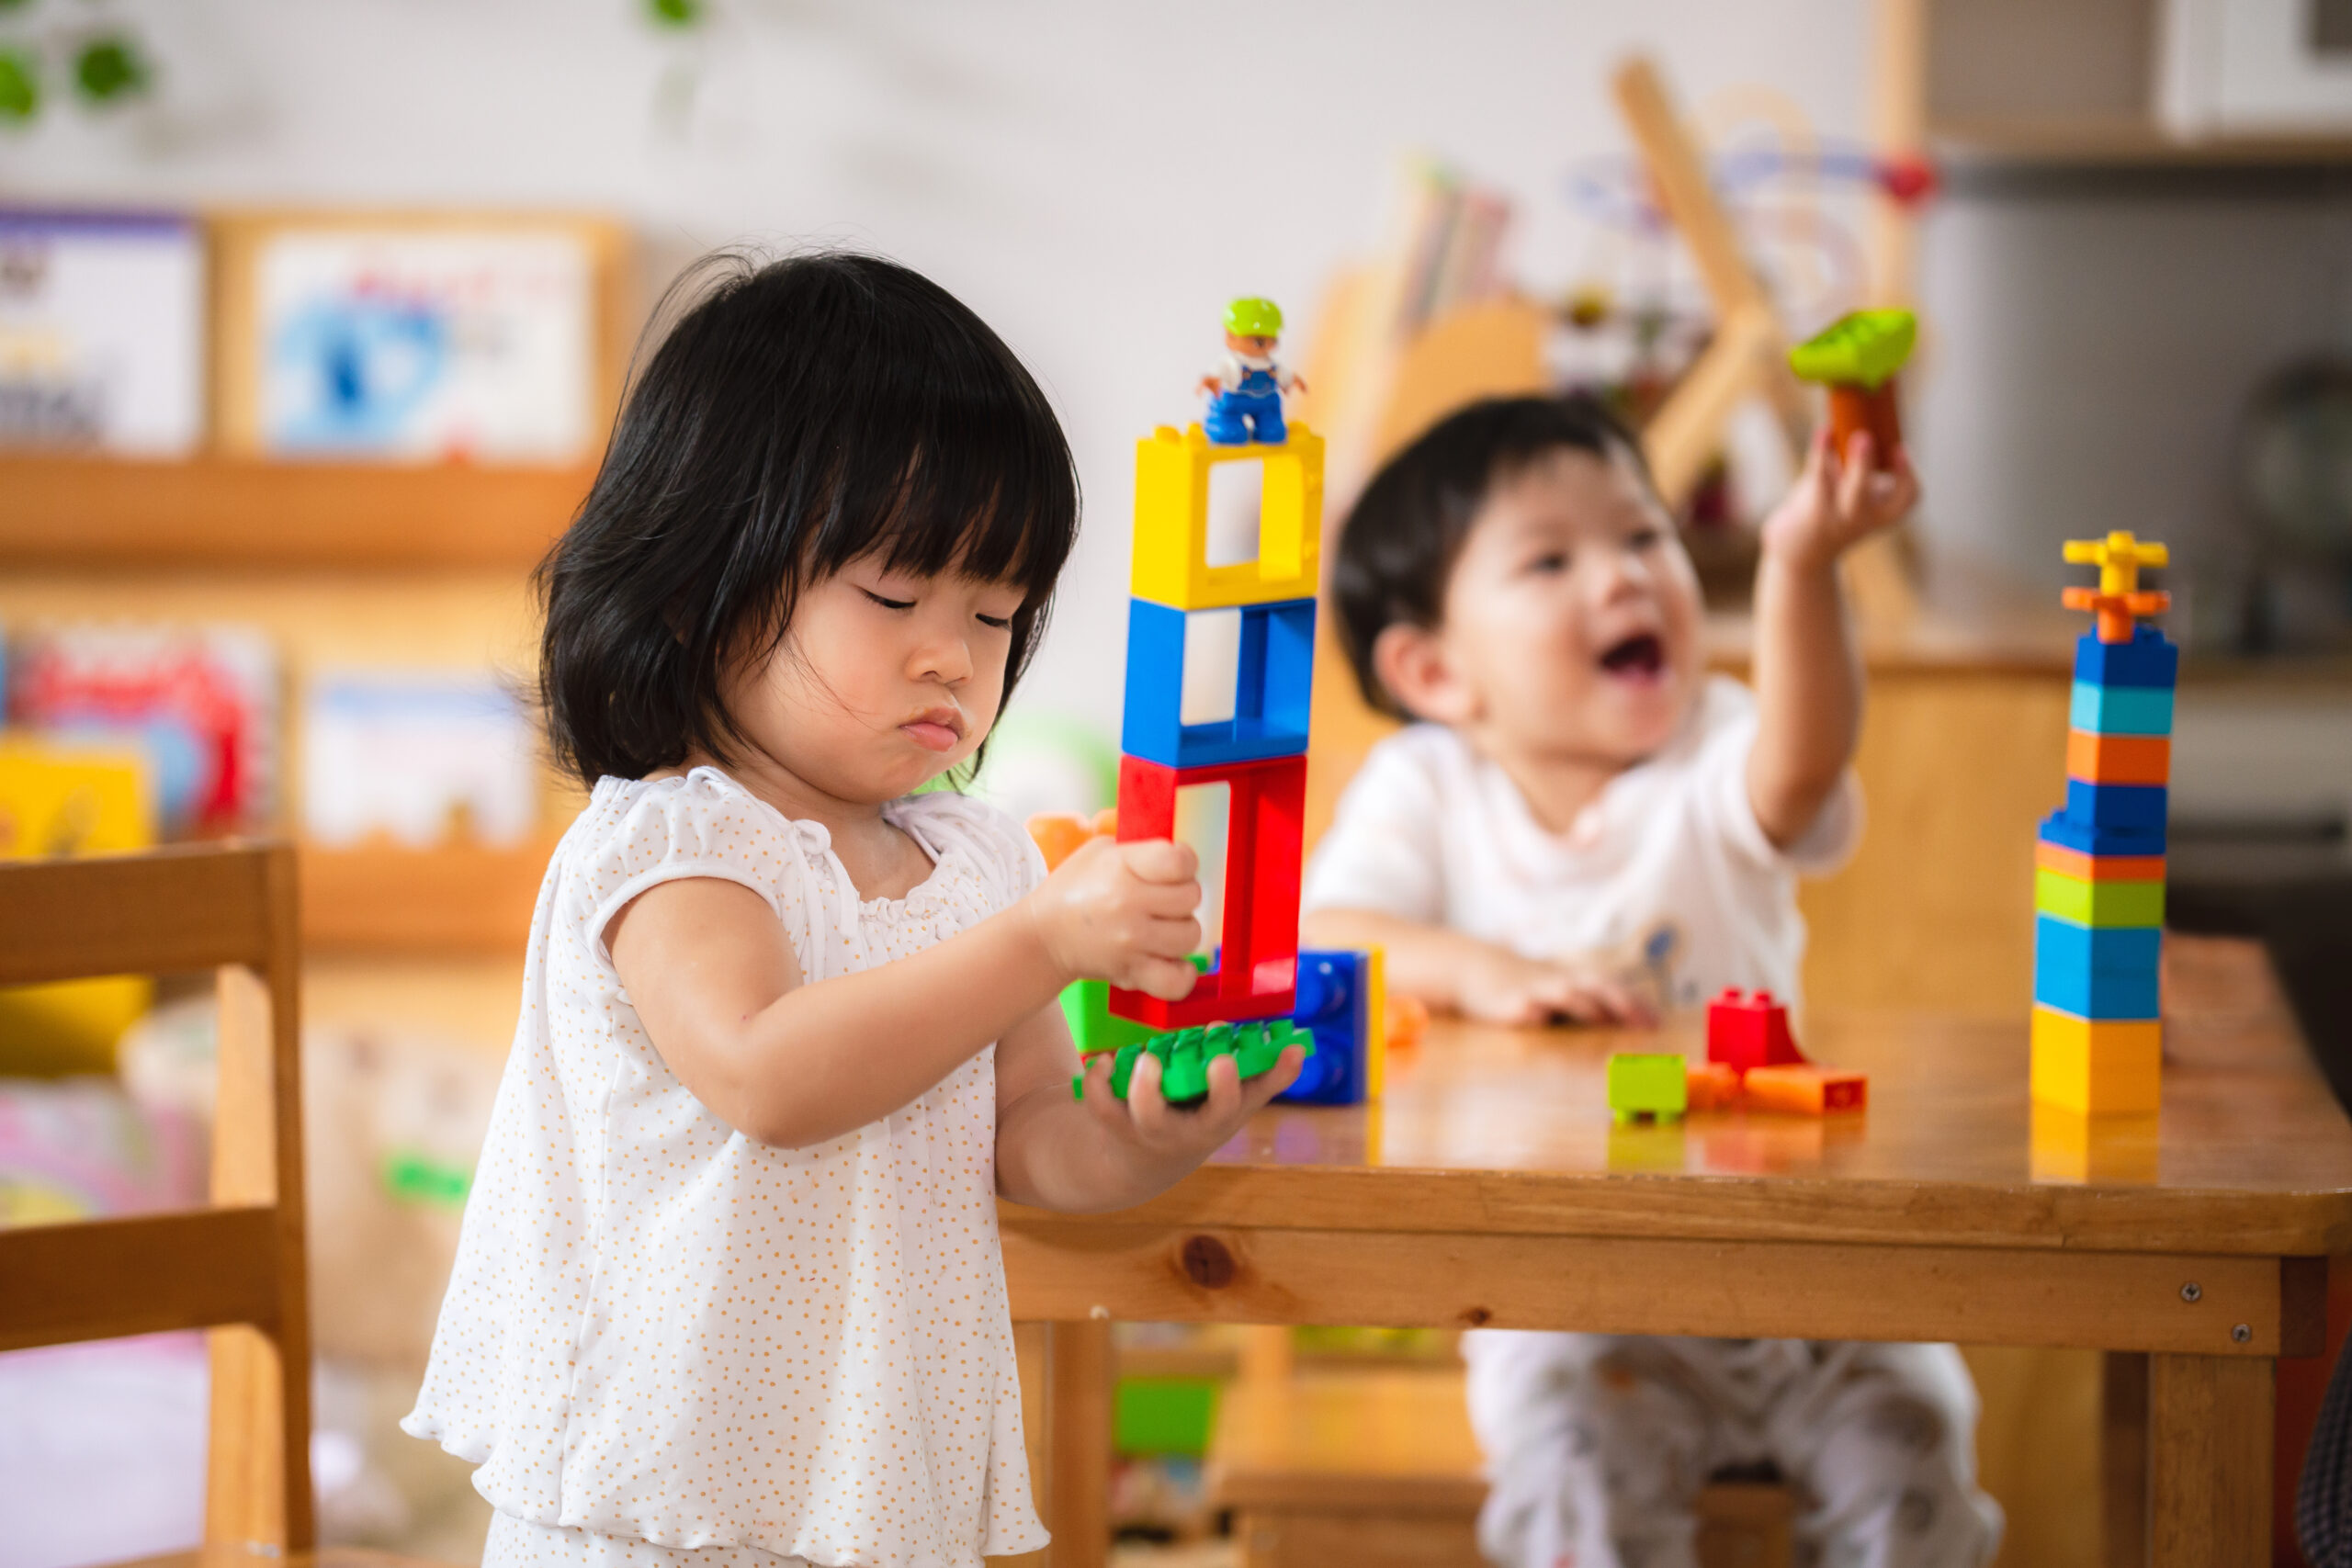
[1072,1018,1313,1108]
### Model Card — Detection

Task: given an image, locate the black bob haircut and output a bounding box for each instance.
[1330,392,1655,721]
[537,250,1079,787]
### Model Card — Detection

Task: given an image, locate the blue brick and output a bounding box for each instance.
[2040,808,2166,858]
[2073,626,2177,690]
[1278,949,1375,1106]
[2064,780,2167,831]
[2071,682,2174,737]
[2033,915,2161,1019]
[1122,596,1315,769]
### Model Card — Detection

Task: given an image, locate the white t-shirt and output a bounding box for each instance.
[1300,676,1859,1010]
[403,767,1050,1568]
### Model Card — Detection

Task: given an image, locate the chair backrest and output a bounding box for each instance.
[0,841,314,1552]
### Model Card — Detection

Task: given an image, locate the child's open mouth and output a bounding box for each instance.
[1598,632,1666,680]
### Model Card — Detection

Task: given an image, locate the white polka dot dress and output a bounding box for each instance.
[402,767,1051,1568]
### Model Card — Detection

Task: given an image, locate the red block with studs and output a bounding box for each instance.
[1705,987,1807,1077]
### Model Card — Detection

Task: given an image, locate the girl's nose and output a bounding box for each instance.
[912,624,974,685]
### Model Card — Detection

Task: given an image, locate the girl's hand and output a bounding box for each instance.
[1458,945,1654,1029]
[1072,1042,1306,1159]
[1024,835,1204,999]
[1759,427,1920,573]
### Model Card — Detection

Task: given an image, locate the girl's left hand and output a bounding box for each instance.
[1073,1043,1307,1163]
[1759,426,1920,572]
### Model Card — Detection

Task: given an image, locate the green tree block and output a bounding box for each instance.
[2034,868,2165,928]
[1073,1018,1314,1107]
[1607,1052,1688,1124]
[1060,977,1159,1059]
[1789,309,1917,390]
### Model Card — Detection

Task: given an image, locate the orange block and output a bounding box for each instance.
[1744,1063,1867,1115]
[1685,1060,1742,1111]
[2034,840,2166,883]
[2065,730,2170,785]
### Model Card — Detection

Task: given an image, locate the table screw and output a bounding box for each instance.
[2180,1282,2202,1303]
[2233,1324,2253,1344]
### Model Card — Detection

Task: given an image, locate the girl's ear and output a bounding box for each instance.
[1371,621,1479,727]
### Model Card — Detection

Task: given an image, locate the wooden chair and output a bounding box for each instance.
[0,842,317,1558]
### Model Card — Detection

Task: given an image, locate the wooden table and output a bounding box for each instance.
[1001,938,2352,1567]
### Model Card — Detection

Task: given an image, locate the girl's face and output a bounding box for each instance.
[718,560,1027,807]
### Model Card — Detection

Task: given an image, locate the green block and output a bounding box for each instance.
[1072,1018,1315,1107]
[2034,868,2165,928]
[1061,978,1158,1058]
[1115,1376,1220,1457]
[1788,309,1917,389]
[1607,1052,1687,1124]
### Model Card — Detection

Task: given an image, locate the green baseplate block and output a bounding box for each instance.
[1073,1018,1314,1108]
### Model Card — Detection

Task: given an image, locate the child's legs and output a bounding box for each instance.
[1764,1341,2004,1568]
[1463,1329,1724,1568]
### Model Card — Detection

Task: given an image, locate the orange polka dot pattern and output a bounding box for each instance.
[402,767,1052,1568]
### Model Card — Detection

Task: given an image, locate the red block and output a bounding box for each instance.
[1109,751,1305,1029]
[1705,987,1807,1076]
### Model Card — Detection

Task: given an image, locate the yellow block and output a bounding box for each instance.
[2030,1006,2160,1115]
[1132,423,1322,610]
[1364,944,1386,1101]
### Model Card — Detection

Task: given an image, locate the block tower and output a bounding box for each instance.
[1109,416,1323,1032]
[2031,531,2175,1115]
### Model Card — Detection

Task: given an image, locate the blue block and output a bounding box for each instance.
[2034,915,2161,1019]
[2040,808,2165,858]
[2064,779,2167,830]
[1279,949,1374,1106]
[2074,626,2177,690]
[2071,682,2174,737]
[1122,596,1315,769]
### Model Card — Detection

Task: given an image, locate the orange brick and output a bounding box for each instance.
[1744,1064,1868,1115]
[1685,1060,1742,1111]
[2065,730,2170,785]
[2034,840,2166,883]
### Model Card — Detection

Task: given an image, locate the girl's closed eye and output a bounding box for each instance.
[862,588,917,612]
[1523,548,1570,576]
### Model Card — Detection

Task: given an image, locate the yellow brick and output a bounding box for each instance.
[1133,423,1322,609]
[2030,1006,2161,1114]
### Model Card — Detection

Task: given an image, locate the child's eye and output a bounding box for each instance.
[976,612,1012,630]
[1627,525,1664,549]
[862,589,917,612]
[1525,551,1569,575]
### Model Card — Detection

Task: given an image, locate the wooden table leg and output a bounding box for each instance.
[2149,1353,2274,1567]
[1044,1318,1114,1568]
[2102,1351,2148,1568]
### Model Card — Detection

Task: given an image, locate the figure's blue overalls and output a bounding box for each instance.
[1205,362,1287,446]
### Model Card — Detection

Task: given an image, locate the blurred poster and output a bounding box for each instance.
[254,227,594,462]
[302,671,537,848]
[0,209,204,455]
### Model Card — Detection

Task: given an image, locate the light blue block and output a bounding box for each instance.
[2033,914,2161,1019]
[2071,682,2174,737]
[1121,596,1315,769]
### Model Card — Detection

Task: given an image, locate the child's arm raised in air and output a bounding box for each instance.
[1747,428,1919,848]
[1301,908,1650,1027]
[608,834,1206,1149]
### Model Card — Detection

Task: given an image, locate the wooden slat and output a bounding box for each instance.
[0,843,283,982]
[1043,1320,1113,1568]
[1000,1223,2300,1356]
[0,1208,282,1349]
[2149,1353,2273,1566]
[2103,1351,2150,1568]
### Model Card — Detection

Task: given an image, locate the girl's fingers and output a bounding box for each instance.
[1121,840,1200,885]
[1125,1053,1171,1137]
[1136,915,1204,960]
[1136,878,1204,917]
[1128,955,1201,1000]
[1835,433,1876,521]
[1198,1053,1243,1122]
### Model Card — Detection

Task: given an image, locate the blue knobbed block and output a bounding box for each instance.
[2033,915,2161,1019]
[2073,626,2178,690]
[1122,595,1315,769]
[2064,779,2167,831]
[2071,682,2174,737]
[1280,949,1376,1106]
[2040,808,2165,858]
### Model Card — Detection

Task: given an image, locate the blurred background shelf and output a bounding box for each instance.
[298,836,560,955]
[0,455,594,570]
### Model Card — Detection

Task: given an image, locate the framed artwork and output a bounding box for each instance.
[0,209,205,456]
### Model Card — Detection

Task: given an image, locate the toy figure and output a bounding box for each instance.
[1788,308,1917,470]
[1199,297,1306,446]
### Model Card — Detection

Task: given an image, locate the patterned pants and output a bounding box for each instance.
[1464,1332,2003,1568]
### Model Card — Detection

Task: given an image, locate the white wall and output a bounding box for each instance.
[0,0,1870,739]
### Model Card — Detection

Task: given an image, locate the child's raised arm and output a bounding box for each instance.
[1747,428,1918,848]
[608,836,1204,1148]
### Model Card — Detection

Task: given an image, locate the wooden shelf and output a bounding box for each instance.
[1931,116,2352,165]
[0,454,594,570]
[299,837,559,955]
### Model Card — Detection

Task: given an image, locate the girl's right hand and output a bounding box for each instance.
[1025,835,1204,999]
[1460,945,1654,1029]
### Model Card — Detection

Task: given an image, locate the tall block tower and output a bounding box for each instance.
[1109,422,1323,1031]
[2030,531,2175,1115]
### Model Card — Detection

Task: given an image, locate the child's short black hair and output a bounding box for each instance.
[1331,392,1653,720]
[537,250,1079,786]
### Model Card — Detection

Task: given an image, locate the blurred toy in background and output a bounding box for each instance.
[6,622,278,836]
[1198,296,1305,446]
[1282,948,1384,1106]
[966,706,1119,828]
[303,671,537,848]
[0,209,203,455]
[1787,308,1917,467]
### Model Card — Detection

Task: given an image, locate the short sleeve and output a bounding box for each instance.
[1690,679,1864,876]
[570,773,787,969]
[1301,728,1449,924]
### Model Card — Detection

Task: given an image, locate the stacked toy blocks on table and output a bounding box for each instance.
[2032,531,2173,1116]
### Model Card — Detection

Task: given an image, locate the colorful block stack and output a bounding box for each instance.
[2031,531,2174,1116]
[1111,422,1323,1032]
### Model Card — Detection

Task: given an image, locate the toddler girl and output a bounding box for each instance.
[404,252,1302,1568]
